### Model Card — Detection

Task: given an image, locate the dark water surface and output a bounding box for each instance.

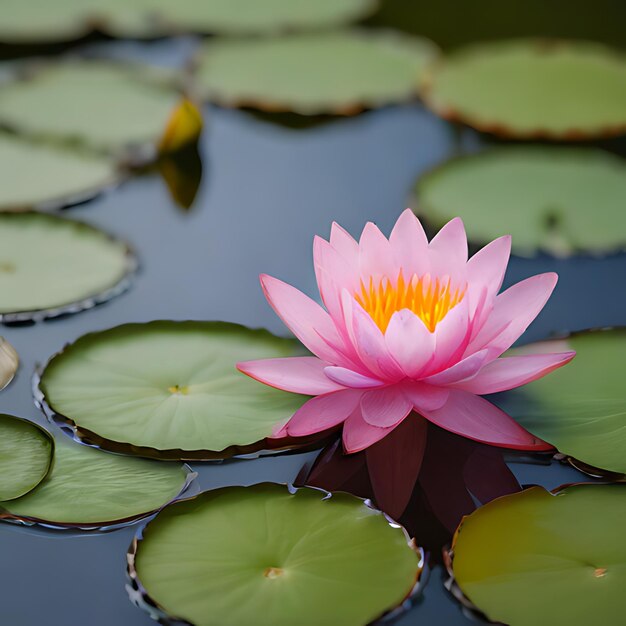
[1,40,624,626]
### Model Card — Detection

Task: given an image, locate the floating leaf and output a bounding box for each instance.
[0,414,53,501]
[0,61,184,160]
[416,147,626,256]
[0,132,118,211]
[495,329,626,475]
[449,484,626,626]
[0,0,377,43]
[128,483,422,626]
[0,438,191,529]
[0,212,135,323]
[0,337,19,390]
[423,39,626,139]
[37,321,323,460]
[196,29,439,115]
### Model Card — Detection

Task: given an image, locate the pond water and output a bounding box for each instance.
[0,39,624,626]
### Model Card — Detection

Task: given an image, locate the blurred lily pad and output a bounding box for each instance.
[37,321,317,460]
[0,132,118,211]
[0,438,190,529]
[495,329,626,475]
[450,483,626,626]
[0,337,19,390]
[0,414,53,501]
[416,147,626,256]
[196,29,439,115]
[423,39,626,139]
[0,212,135,323]
[0,0,377,43]
[128,483,422,626]
[0,61,184,161]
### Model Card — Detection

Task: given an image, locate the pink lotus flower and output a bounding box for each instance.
[238,210,575,453]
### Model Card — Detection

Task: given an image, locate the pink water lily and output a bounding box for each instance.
[238,210,575,453]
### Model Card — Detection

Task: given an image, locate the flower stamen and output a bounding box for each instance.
[355,271,466,333]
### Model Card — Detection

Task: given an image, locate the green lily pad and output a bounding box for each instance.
[495,329,626,476]
[0,414,53,501]
[450,483,626,626]
[423,39,626,139]
[0,132,118,211]
[0,438,191,529]
[0,212,135,323]
[0,0,377,43]
[0,61,181,159]
[416,147,626,256]
[37,321,315,460]
[196,29,439,115]
[129,483,422,626]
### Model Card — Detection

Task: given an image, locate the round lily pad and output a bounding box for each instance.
[416,147,626,256]
[422,39,626,139]
[449,483,626,626]
[0,212,135,323]
[0,414,53,501]
[37,321,317,460]
[0,438,191,529]
[128,483,423,626]
[0,133,118,211]
[0,61,182,160]
[196,29,439,115]
[495,329,626,476]
[0,0,377,43]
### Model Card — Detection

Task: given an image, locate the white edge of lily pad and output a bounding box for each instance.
[126,482,426,625]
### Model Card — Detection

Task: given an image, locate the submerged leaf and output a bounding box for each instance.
[129,484,422,626]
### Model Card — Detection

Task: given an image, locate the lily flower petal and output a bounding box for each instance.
[360,387,413,428]
[324,366,385,389]
[429,217,468,275]
[329,221,359,263]
[359,221,397,282]
[467,272,558,358]
[419,390,552,450]
[285,389,363,437]
[342,290,404,381]
[452,351,576,395]
[260,274,345,365]
[237,357,345,395]
[342,408,398,453]
[423,349,489,386]
[402,381,449,411]
[466,235,512,332]
[389,209,429,277]
[385,310,435,378]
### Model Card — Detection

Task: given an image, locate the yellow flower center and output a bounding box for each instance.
[355,271,466,333]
